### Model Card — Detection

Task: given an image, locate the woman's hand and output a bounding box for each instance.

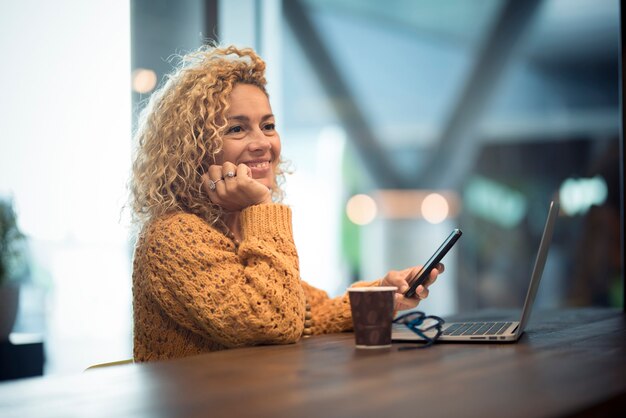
[202,161,272,211]
[379,264,444,311]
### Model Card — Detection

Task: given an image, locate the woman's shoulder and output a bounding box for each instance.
[154,212,211,228]
[142,212,220,242]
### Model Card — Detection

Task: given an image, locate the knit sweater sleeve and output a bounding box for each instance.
[300,279,382,335]
[138,204,306,348]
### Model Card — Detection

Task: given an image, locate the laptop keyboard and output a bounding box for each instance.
[443,321,513,336]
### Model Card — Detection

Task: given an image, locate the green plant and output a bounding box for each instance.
[0,198,29,286]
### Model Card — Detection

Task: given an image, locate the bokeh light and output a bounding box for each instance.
[346,194,377,225]
[132,68,157,93]
[559,176,607,215]
[421,193,449,224]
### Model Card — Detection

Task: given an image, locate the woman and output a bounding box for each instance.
[129,45,442,362]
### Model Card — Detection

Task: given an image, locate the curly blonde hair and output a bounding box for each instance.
[129,45,285,229]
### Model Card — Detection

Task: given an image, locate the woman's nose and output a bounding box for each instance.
[248,129,271,151]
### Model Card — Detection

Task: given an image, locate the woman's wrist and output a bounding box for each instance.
[256,192,273,206]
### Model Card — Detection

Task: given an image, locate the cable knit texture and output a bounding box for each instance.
[133,204,379,362]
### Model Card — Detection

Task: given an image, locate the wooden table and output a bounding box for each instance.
[0,308,624,417]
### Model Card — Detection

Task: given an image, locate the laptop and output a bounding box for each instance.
[392,200,559,343]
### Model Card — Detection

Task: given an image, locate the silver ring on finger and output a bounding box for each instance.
[225,171,236,179]
[208,178,223,191]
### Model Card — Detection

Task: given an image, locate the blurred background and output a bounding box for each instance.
[0,0,622,378]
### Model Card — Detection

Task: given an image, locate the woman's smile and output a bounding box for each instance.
[242,159,272,178]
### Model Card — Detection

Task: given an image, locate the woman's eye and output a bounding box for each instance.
[226,125,243,134]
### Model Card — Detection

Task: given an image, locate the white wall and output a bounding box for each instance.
[0,0,132,374]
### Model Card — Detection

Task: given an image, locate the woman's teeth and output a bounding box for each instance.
[246,161,269,168]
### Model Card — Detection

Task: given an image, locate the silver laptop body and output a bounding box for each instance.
[392,200,559,343]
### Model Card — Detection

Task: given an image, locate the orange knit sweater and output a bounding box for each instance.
[132,204,378,362]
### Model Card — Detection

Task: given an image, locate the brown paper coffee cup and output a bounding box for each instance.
[348,286,397,349]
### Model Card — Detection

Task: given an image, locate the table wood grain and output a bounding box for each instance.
[0,308,624,418]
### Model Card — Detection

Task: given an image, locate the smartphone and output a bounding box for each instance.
[404,229,463,298]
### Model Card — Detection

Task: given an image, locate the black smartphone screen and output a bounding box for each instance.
[404,229,463,298]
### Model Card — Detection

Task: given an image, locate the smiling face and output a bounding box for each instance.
[214,83,281,190]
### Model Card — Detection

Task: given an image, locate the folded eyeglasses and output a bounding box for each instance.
[393,311,445,350]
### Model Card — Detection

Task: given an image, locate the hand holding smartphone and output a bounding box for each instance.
[404,229,462,298]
